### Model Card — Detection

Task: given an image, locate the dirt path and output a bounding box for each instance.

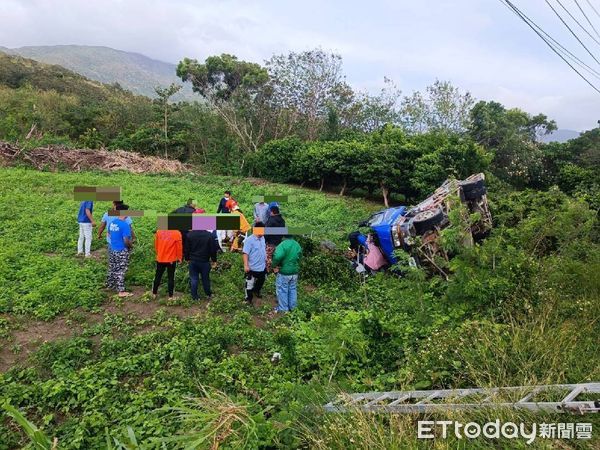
[0,283,280,372]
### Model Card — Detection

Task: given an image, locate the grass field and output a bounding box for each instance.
[0,167,598,449]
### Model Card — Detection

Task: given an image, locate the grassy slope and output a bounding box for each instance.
[0,167,598,449]
[0,167,377,319]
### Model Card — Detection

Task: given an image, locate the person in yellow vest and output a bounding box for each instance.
[230,204,251,252]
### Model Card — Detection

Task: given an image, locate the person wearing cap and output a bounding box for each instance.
[265,205,285,272]
[242,222,267,305]
[230,204,251,252]
[106,203,134,297]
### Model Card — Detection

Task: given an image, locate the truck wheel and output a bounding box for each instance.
[413,207,444,235]
[461,179,486,200]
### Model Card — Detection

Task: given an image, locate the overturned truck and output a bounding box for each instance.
[348,173,492,278]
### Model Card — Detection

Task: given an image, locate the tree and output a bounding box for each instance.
[177,54,270,157]
[469,101,557,187]
[265,49,353,140]
[340,77,401,133]
[154,83,182,158]
[401,80,474,133]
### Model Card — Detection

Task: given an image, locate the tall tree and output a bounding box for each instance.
[265,49,352,140]
[154,83,182,158]
[177,54,270,157]
[469,100,557,187]
[340,77,402,133]
[401,80,474,133]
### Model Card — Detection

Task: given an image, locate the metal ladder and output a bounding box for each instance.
[324,383,600,414]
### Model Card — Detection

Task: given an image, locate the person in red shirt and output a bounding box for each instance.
[152,229,183,300]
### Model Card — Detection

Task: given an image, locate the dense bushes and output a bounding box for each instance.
[247,126,491,204]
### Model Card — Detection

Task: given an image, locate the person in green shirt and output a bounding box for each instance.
[272,235,302,312]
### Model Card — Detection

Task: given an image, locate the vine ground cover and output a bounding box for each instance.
[0,167,598,448]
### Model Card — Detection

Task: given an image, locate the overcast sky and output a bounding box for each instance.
[1,0,599,130]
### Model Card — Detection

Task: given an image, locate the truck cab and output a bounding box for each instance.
[351,173,492,275]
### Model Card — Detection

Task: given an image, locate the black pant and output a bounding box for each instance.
[189,260,212,300]
[152,262,177,296]
[245,270,266,303]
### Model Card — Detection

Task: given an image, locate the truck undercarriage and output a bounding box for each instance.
[348,173,493,278]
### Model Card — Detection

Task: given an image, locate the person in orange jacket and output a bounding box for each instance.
[152,229,183,300]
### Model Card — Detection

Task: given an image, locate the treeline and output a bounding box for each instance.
[0,53,237,172]
[247,110,599,207]
[0,50,598,204]
[246,128,489,205]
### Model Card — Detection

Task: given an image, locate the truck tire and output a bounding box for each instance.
[461,178,486,200]
[413,207,444,235]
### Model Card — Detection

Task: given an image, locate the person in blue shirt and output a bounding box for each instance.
[106,203,134,297]
[242,221,267,305]
[77,200,95,257]
[97,200,135,253]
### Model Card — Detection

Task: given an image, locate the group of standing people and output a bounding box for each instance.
[76,190,302,312]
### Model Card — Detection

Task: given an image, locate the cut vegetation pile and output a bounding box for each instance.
[0,141,192,174]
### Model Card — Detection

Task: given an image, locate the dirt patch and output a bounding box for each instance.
[0,141,193,174]
[88,247,108,261]
[240,177,270,186]
[0,316,90,372]
[0,287,206,372]
[304,284,317,293]
[0,284,278,372]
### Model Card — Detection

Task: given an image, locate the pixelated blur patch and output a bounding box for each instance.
[253,226,311,235]
[107,209,145,217]
[157,214,241,231]
[74,186,121,201]
[251,195,295,203]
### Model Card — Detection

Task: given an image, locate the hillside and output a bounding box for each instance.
[538,128,581,143]
[0,51,145,102]
[0,165,598,448]
[0,45,196,102]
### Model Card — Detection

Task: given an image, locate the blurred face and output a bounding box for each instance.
[253,226,264,237]
[224,192,230,199]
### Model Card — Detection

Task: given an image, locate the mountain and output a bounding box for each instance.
[0,45,196,102]
[538,129,581,143]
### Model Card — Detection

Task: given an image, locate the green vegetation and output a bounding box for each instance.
[0,167,598,448]
[0,45,598,449]
[1,45,196,101]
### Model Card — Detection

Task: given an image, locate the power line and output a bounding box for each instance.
[553,0,600,46]
[499,0,600,94]
[574,0,600,40]
[499,0,600,80]
[544,0,600,65]
[584,0,600,21]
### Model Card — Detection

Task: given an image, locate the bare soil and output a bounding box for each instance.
[0,285,281,371]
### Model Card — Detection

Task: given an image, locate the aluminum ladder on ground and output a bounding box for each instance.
[323,382,600,414]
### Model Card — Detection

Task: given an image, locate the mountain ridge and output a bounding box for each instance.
[1,44,196,101]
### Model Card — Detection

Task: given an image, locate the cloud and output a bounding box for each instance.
[0,0,598,130]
